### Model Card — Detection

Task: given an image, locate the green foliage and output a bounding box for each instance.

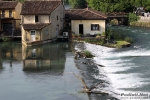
[128,13,140,23]
[101,32,106,37]
[87,0,134,13]
[75,34,78,37]
[124,37,134,44]
[64,0,69,4]
[96,33,101,39]
[96,35,101,39]
[110,19,118,25]
[87,0,150,13]
[97,33,101,36]
[106,29,113,40]
[78,33,82,37]
[72,33,75,37]
[130,22,150,27]
[84,50,94,58]
[69,0,87,8]
[100,38,105,45]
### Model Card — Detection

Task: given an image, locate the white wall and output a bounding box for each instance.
[23,15,49,24]
[71,20,106,36]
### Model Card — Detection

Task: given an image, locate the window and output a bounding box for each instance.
[9,10,12,17]
[35,15,39,22]
[57,16,58,20]
[91,24,99,31]
[2,10,5,18]
[45,30,48,35]
[31,49,36,58]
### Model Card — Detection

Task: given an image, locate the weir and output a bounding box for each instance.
[75,26,150,100]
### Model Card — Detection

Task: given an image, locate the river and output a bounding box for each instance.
[0,42,89,100]
[1,26,150,100]
[82,26,150,100]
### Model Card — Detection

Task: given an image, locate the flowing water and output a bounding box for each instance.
[0,42,89,100]
[84,26,150,100]
[1,26,150,100]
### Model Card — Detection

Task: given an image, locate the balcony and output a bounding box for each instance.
[0,13,14,19]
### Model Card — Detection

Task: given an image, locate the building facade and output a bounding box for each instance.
[0,1,22,36]
[65,8,107,36]
[21,1,65,46]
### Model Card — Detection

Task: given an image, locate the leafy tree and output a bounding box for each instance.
[128,12,140,22]
[87,0,150,13]
[64,0,69,4]
[69,0,87,8]
[87,0,133,12]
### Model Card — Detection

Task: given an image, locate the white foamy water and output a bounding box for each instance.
[84,43,150,100]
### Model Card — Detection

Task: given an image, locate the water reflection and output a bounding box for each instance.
[0,50,2,69]
[0,42,22,68]
[22,43,69,75]
[0,41,70,75]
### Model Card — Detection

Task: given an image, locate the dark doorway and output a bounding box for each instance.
[79,24,83,35]
[3,23,12,34]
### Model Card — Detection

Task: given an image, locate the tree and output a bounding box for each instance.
[128,12,140,23]
[87,0,134,13]
[69,0,87,8]
[64,0,69,4]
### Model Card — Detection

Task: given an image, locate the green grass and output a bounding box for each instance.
[117,40,128,45]
[116,40,130,48]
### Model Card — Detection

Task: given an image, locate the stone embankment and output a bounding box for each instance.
[138,16,150,22]
[130,16,150,27]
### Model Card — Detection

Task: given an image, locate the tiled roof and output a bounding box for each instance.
[65,8,107,20]
[0,1,18,9]
[23,23,51,30]
[21,1,61,15]
[106,12,128,16]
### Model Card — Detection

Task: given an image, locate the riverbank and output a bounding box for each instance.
[130,21,150,27]
[73,39,131,48]
[73,42,120,100]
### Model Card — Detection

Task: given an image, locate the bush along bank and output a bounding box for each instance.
[74,50,94,60]
[128,13,150,27]
[130,22,150,27]
[72,29,133,48]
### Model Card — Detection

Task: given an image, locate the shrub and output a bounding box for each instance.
[128,12,140,23]
[96,33,100,36]
[75,34,78,37]
[85,39,90,43]
[101,32,106,37]
[84,50,94,58]
[110,19,118,25]
[78,33,82,38]
[124,37,133,44]
[72,34,75,38]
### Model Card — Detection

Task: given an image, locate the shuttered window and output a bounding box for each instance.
[91,24,99,31]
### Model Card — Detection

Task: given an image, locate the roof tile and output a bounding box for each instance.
[23,23,51,30]
[21,1,61,15]
[0,1,18,9]
[65,8,107,20]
